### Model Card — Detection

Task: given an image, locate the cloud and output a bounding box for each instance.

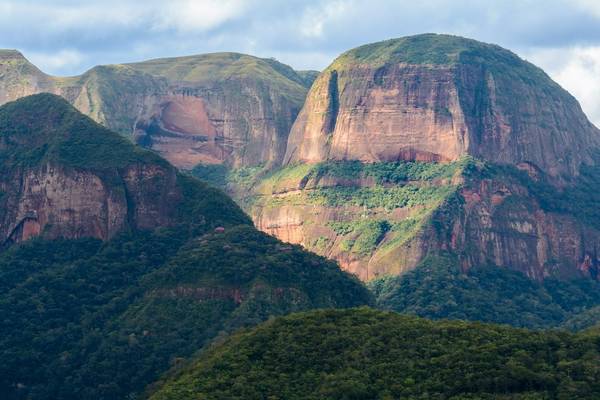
[26,49,85,75]
[528,46,600,125]
[153,0,248,33]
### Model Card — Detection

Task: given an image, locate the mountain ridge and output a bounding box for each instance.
[0,49,312,168]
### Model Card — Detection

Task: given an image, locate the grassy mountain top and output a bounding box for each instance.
[0,93,165,170]
[0,49,49,80]
[0,49,27,60]
[332,33,529,66]
[151,307,600,400]
[127,52,309,91]
[327,33,558,93]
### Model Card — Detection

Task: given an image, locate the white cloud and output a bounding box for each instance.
[27,49,85,75]
[299,0,351,38]
[153,0,248,33]
[572,0,600,17]
[528,46,600,126]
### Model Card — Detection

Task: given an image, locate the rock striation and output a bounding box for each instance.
[230,35,600,282]
[285,34,600,179]
[0,93,250,245]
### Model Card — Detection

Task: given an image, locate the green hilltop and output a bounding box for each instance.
[151,307,600,400]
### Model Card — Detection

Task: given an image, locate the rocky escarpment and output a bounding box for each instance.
[211,34,600,283]
[0,93,250,245]
[244,160,463,281]
[235,157,600,283]
[285,34,600,179]
[0,51,311,169]
[429,162,600,281]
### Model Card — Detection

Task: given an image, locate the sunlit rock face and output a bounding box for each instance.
[285,34,600,180]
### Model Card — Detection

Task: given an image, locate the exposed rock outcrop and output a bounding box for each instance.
[0,93,250,245]
[285,34,600,179]
[229,35,600,282]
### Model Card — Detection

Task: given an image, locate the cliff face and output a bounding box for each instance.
[285,34,600,179]
[0,93,250,245]
[217,34,600,282]
[0,51,309,169]
[240,158,600,282]
[429,164,600,281]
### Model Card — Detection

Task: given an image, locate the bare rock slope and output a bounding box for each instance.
[285,34,600,179]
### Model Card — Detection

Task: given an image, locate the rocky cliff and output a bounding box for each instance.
[215,35,600,282]
[0,51,311,169]
[285,34,600,179]
[0,93,250,245]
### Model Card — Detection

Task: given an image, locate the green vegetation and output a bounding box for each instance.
[190,163,230,189]
[0,93,166,171]
[151,307,600,400]
[0,226,371,400]
[330,220,390,256]
[127,52,308,105]
[191,163,266,191]
[0,94,372,399]
[306,185,456,209]
[562,306,600,332]
[247,159,464,211]
[485,160,600,235]
[294,69,320,88]
[370,254,600,329]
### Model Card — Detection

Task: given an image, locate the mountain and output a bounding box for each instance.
[284,34,600,178]
[150,308,600,399]
[0,51,311,169]
[215,34,600,284]
[0,94,371,399]
[0,93,250,245]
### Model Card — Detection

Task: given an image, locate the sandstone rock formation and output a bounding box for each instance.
[228,35,600,282]
[285,34,600,179]
[0,50,312,169]
[0,93,249,245]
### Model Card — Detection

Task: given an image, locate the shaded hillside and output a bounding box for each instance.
[0,227,370,400]
[151,308,600,399]
[0,94,371,399]
[370,254,600,329]
[0,93,249,244]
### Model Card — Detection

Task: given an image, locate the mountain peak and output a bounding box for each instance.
[0,49,26,60]
[286,34,599,178]
[0,93,164,171]
[0,93,250,244]
[334,34,516,67]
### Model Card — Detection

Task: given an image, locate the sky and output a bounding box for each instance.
[2,0,600,124]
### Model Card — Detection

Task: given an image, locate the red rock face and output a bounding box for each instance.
[286,65,470,165]
[0,163,182,245]
[285,59,600,179]
[427,176,600,282]
[0,51,308,170]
